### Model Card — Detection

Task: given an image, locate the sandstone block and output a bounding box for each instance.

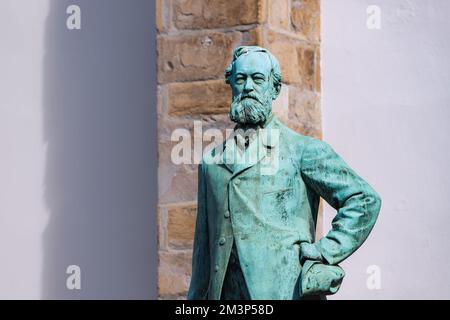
[158,251,192,298]
[167,204,197,249]
[173,0,263,29]
[158,32,241,83]
[291,0,320,43]
[268,0,290,30]
[268,32,316,89]
[168,80,231,116]
[288,87,321,138]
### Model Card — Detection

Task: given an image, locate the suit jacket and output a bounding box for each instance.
[187,116,381,300]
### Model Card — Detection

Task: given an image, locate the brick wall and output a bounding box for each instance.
[156,0,321,299]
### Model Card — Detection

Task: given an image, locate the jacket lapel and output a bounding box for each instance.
[222,137,237,173]
[220,117,280,178]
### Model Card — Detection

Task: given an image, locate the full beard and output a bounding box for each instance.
[229,94,272,125]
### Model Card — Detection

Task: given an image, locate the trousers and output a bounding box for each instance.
[220,240,251,300]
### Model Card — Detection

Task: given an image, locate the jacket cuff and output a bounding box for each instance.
[299,261,345,298]
[299,242,323,265]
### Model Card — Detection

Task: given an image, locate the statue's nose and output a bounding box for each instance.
[243,78,254,93]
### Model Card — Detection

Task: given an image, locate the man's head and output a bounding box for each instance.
[225,46,282,125]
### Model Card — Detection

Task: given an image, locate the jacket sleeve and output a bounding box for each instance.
[300,139,382,265]
[187,163,210,299]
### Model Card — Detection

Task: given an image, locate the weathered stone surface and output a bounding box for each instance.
[168,80,231,116]
[241,26,264,47]
[156,0,163,32]
[158,206,168,250]
[158,141,198,204]
[288,87,321,138]
[158,251,192,297]
[156,0,169,33]
[158,113,233,141]
[167,203,197,249]
[158,115,234,204]
[268,0,290,30]
[173,0,263,29]
[158,32,241,83]
[268,32,316,88]
[291,0,320,43]
[297,46,316,90]
[315,49,321,92]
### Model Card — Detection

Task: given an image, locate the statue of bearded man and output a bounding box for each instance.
[188,46,381,300]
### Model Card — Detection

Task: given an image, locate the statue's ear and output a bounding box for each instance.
[272,82,281,101]
[270,70,281,100]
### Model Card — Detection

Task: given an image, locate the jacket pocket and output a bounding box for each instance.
[260,187,296,224]
[262,187,294,195]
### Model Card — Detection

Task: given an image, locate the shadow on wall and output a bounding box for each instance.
[42,0,157,299]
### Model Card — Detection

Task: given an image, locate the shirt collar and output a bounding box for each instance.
[232,113,278,150]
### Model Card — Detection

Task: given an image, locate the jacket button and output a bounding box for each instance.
[224,211,230,218]
[234,178,240,185]
[215,265,219,272]
[219,237,226,245]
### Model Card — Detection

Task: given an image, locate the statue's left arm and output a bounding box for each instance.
[300,139,382,266]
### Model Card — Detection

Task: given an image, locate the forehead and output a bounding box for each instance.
[233,52,272,75]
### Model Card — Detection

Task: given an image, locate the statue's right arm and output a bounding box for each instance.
[187,163,210,300]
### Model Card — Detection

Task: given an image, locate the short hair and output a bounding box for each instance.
[224,46,282,96]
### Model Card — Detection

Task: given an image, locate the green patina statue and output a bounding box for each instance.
[187,46,381,300]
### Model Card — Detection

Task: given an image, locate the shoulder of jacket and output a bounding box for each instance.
[273,117,318,147]
[200,141,226,166]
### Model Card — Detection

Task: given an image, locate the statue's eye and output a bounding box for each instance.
[235,77,245,85]
[253,76,265,84]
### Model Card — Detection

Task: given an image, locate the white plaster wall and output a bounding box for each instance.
[0,0,50,299]
[0,0,157,299]
[321,0,450,299]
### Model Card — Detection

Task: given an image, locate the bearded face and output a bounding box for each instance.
[228,52,275,126]
[229,88,273,125]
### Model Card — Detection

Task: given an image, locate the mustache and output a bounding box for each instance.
[240,93,262,103]
[229,97,271,125]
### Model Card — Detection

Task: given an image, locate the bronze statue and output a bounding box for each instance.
[188,46,381,300]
